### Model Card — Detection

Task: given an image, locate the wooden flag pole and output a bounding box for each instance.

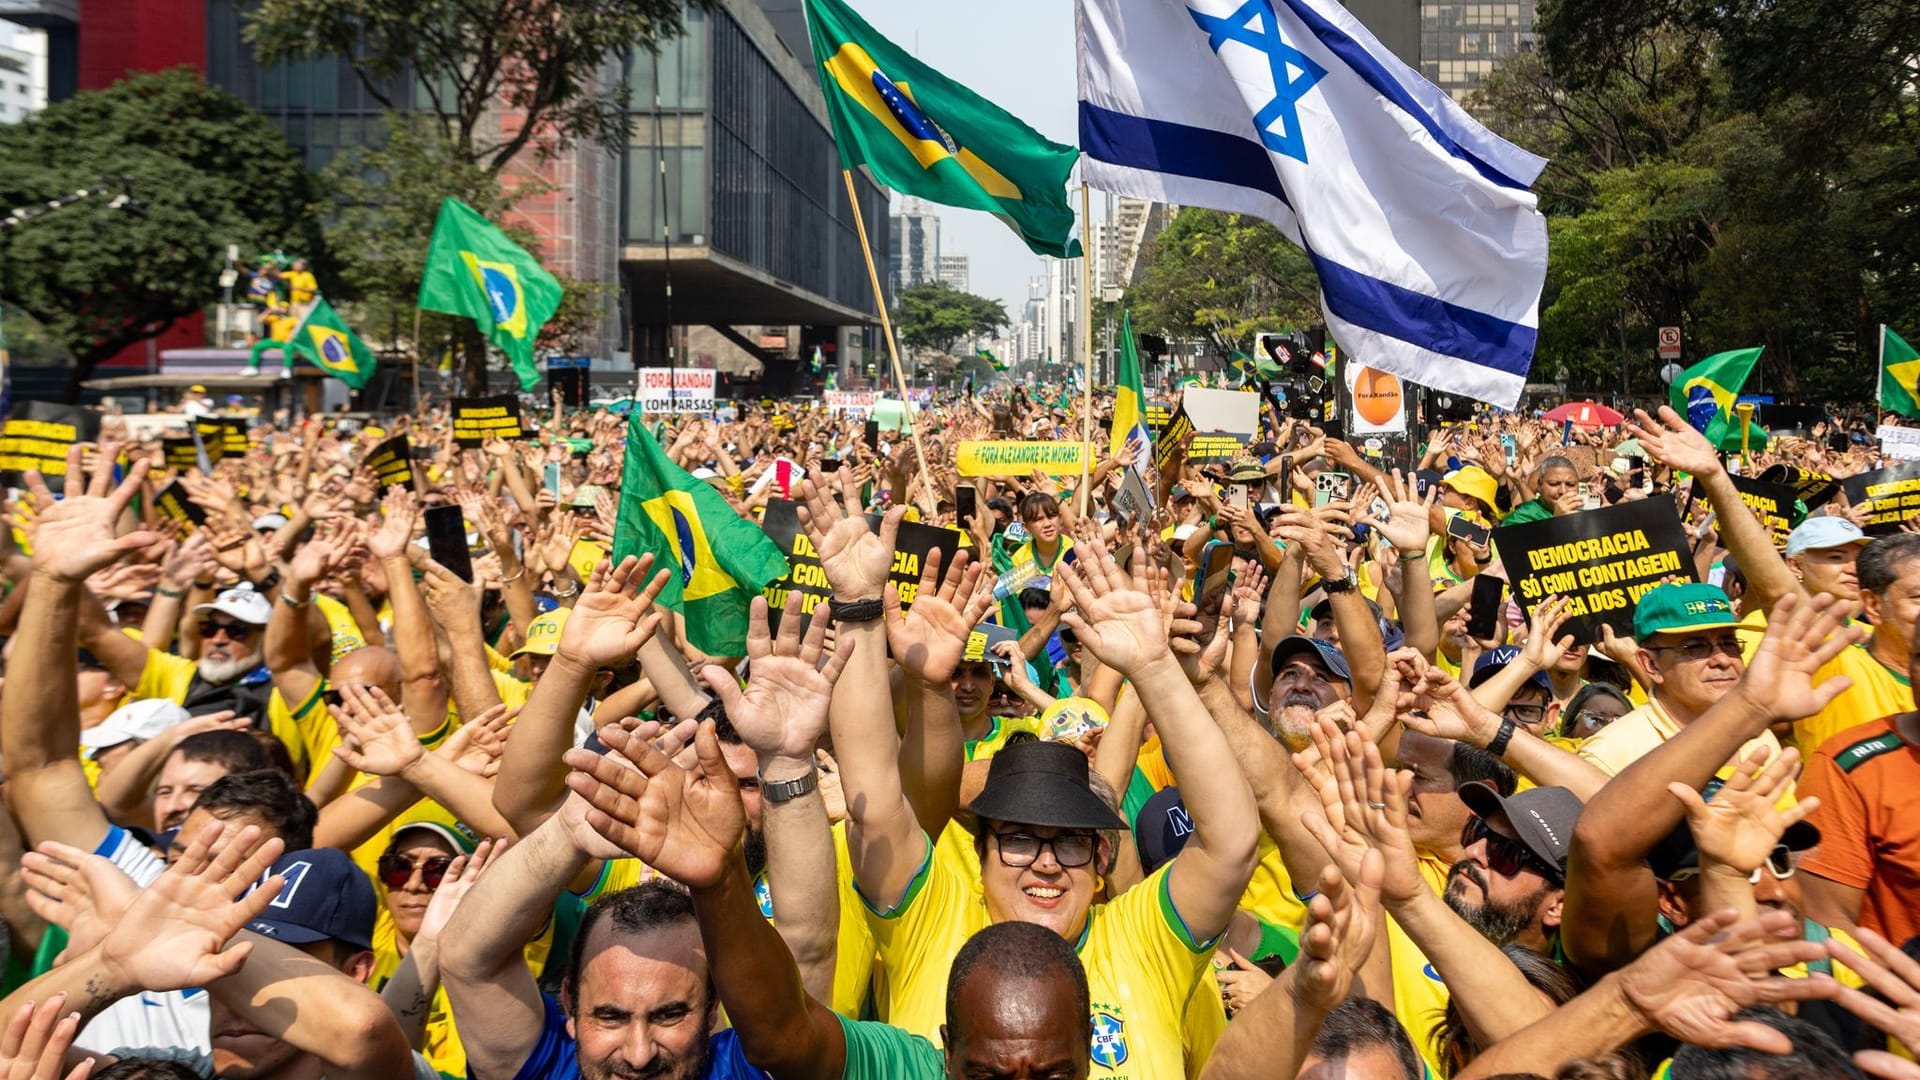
[410,305,424,410]
[842,170,938,504]
[1077,181,1095,516]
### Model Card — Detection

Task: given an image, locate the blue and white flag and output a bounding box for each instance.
[1077,0,1548,408]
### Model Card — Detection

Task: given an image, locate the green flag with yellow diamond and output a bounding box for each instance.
[288,296,375,390]
[612,415,791,655]
[417,198,564,392]
[1881,325,1920,420]
[805,0,1080,258]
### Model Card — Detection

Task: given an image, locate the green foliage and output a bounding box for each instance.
[892,283,1007,355]
[1124,209,1320,362]
[244,0,696,176]
[0,69,319,393]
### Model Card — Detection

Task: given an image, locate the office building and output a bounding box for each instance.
[937,254,969,293]
[1421,0,1536,104]
[889,198,940,295]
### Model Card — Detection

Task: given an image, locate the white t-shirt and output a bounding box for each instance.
[75,827,210,1057]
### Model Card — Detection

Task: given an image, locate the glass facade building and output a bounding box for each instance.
[1420,0,1536,104]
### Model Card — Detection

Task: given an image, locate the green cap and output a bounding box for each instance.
[1632,582,1738,639]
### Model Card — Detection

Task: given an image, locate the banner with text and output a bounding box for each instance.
[1880,424,1920,461]
[1696,474,1799,548]
[0,402,101,492]
[1493,495,1697,644]
[152,481,206,531]
[363,435,417,492]
[758,499,959,627]
[1757,464,1841,511]
[161,436,201,473]
[1155,388,1260,472]
[636,368,716,414]
[1841,461,1920,535]
[824,391,876,416]
[956,440,1093,477]
[452,395,524,447]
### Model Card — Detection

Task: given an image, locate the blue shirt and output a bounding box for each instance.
[501,994,768,1080]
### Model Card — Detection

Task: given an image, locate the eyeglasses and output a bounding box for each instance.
[1647,637,1744,662]
[1463,817,1559,881]
[198,620,257,642]
[1570,709,1619,734]
[377,853,454,890]
[991,831,1096,869]
[1504,702,1547,726]
[1669,845,1795,885]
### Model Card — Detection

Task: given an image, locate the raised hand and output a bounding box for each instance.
[26,444,156,584]
[702,594,851,763]
[557,555,669,669]
[97,821,286,993]
[1627,406,1725,479]
[1293,854,1385,1014]
[1400,664,1503,746]
[1613,909,1833,1052]
[561,721,746,890]
[413,838,506,949]
[20,841,139,957]
[1809,927,1920,1078]
[368,486,418,562]
[883,548,992,684]
[0,995,95,1080]
[160,531,219,590]
[1362,469,1436,556]
[1736,591,1865,725]
[1055,535,1174,676]
[330,683,425,777]
[797,478,900,602]
[1668,746,1815,878]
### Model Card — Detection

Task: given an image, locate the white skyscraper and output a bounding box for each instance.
[887,198,941,295]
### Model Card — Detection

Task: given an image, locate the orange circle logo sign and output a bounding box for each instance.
[1353,367,1402,425]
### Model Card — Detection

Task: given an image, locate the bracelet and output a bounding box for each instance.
[830,596,885,623]
[1486,717,1518,757]
[500,566,526,584]
[551,582,580,599]
[157,586,186,599]
[281,591,310,608]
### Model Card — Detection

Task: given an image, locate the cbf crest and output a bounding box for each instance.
[1090,1007,1129,1070]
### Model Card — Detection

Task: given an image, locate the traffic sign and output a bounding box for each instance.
[1658,326,1682,360]
[1660,362,1683,384]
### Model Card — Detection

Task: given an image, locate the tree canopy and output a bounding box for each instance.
[0,69,318,397]
[1124,209,1320,364]
[893,283,1008,356]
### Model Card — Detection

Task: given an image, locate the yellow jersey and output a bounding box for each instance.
[134,650,325,773]
[314,594,368,663]
[965,713,1047,762]
[1794,641,1914,759]
[862,834,1216,1079]
[1387,855,1456,1071]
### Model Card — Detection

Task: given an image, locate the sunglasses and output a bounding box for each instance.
[1463,816,1559,881]
[1669,845,1795,885]
[1647,637,1744,663]
[199,620,257,641]
[992,831,1096,869]
[377,853,454,890]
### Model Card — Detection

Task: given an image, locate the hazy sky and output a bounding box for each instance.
[852,0,1092,322]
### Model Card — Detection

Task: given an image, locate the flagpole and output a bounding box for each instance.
[1879,323,1887,411]
[841,170,937,503]
[411,306,424,411]
[1077,181,1094,517]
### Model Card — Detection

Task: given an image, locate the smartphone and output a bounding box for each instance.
[1228,484,1249,511]
[1193,539,1234,611]
[956,486,978,525]
[543,462,562,497]
[1579,482,1600,510]
[820,457,842,472]
[1446,513,1492,548]
[863,420,880,451]
[1466,575,1504,640]
[1629,466,1647,493]
[424,504,474,583]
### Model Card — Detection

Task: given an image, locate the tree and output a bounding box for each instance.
[892,283,1007,356]
[0,69,319,400]
[1125,208,1320,363]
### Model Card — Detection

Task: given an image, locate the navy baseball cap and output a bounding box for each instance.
[246,847,376,952]
[1135,786,1194,873]
[1268,636,1352,684]
[1469,645,1550,694]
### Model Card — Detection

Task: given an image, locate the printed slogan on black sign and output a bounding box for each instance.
[1493,495,1697,644]
[1698,475,1798,549]
[452,395,524,448]
[757,499,960,627]
[0,402,102,493]
[152,481,206,530]
[1841,461,1920,536]
[363,435,417,492]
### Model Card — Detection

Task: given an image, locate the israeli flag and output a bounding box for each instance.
[1077,0,1548,408]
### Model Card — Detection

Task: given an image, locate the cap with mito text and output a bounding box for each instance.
[512,607,572,659]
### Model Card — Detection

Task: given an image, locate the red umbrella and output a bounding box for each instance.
[1542,400,1626,428]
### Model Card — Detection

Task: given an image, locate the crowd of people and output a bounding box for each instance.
[0,380,1915,1080]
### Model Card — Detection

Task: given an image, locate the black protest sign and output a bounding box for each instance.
[1759,464,1840,511]
[757,499,960,627]
[193,419,228,465]
[1493,494,1696,645]
[161,436,200,473]
[152,481,206,530]
[1841,461,1920,536]
[1145,400,1172,434]
[219,419,249,456]
[452,395,524,448]
[0,402,102,492]
[363,435,418,492]
[1696,474,1798,548]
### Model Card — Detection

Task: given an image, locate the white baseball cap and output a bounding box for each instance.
[80,699,192,754]
[193,586,272,626]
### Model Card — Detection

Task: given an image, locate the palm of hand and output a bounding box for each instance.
[1074,588,1165,671]
[1688,796,1784,872]
[889,599,971,683]
[641,777,743,888]
[348,728,420,775]
[1379,505,1429,551]
[31,498,125,580]
[559,792,632,861]
[567,595,648,666]
[729,660,833,759]
[1621,954,1750,1042]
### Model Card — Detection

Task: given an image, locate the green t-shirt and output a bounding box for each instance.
[838,1014,944,1079]
[1501,497,1552,525]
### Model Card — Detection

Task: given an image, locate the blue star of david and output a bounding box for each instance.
[1188,0,1327,163]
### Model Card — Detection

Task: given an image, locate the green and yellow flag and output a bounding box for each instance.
[1112,310,1149,455]
[805,0,1081,258]
[612,415,791,655]
[417,198,564,391]
[288,296,376,390]
[1881,325,1920,420]
[1670,346,1762,446]
[977,347,1008,372]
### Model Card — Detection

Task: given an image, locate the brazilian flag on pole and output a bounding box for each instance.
[612,414,791,655]
[977,347,1008,372]
[1670,347,1763,446]
[288,296,376,390]
[417,198,564,391]
[1881,325,1920,420]
[1112,310,1149,455]
[805,0,1081,258]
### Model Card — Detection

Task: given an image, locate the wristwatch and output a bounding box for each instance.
[1322,571,1359,595]
[758,766,819,805]
[1487,717,1518,757]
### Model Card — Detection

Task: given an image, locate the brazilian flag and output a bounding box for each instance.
[978,347,1008,372]
[805,0,1081,258]
[289,296,376,390]
[417,198,564,391]
[1881,325,1920,420]
[1670,347,1762,447]
[612,415,791,655]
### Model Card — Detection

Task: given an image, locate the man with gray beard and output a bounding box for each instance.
[1265,636,1352,749]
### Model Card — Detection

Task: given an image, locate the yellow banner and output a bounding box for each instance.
[956,440,1092,477]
